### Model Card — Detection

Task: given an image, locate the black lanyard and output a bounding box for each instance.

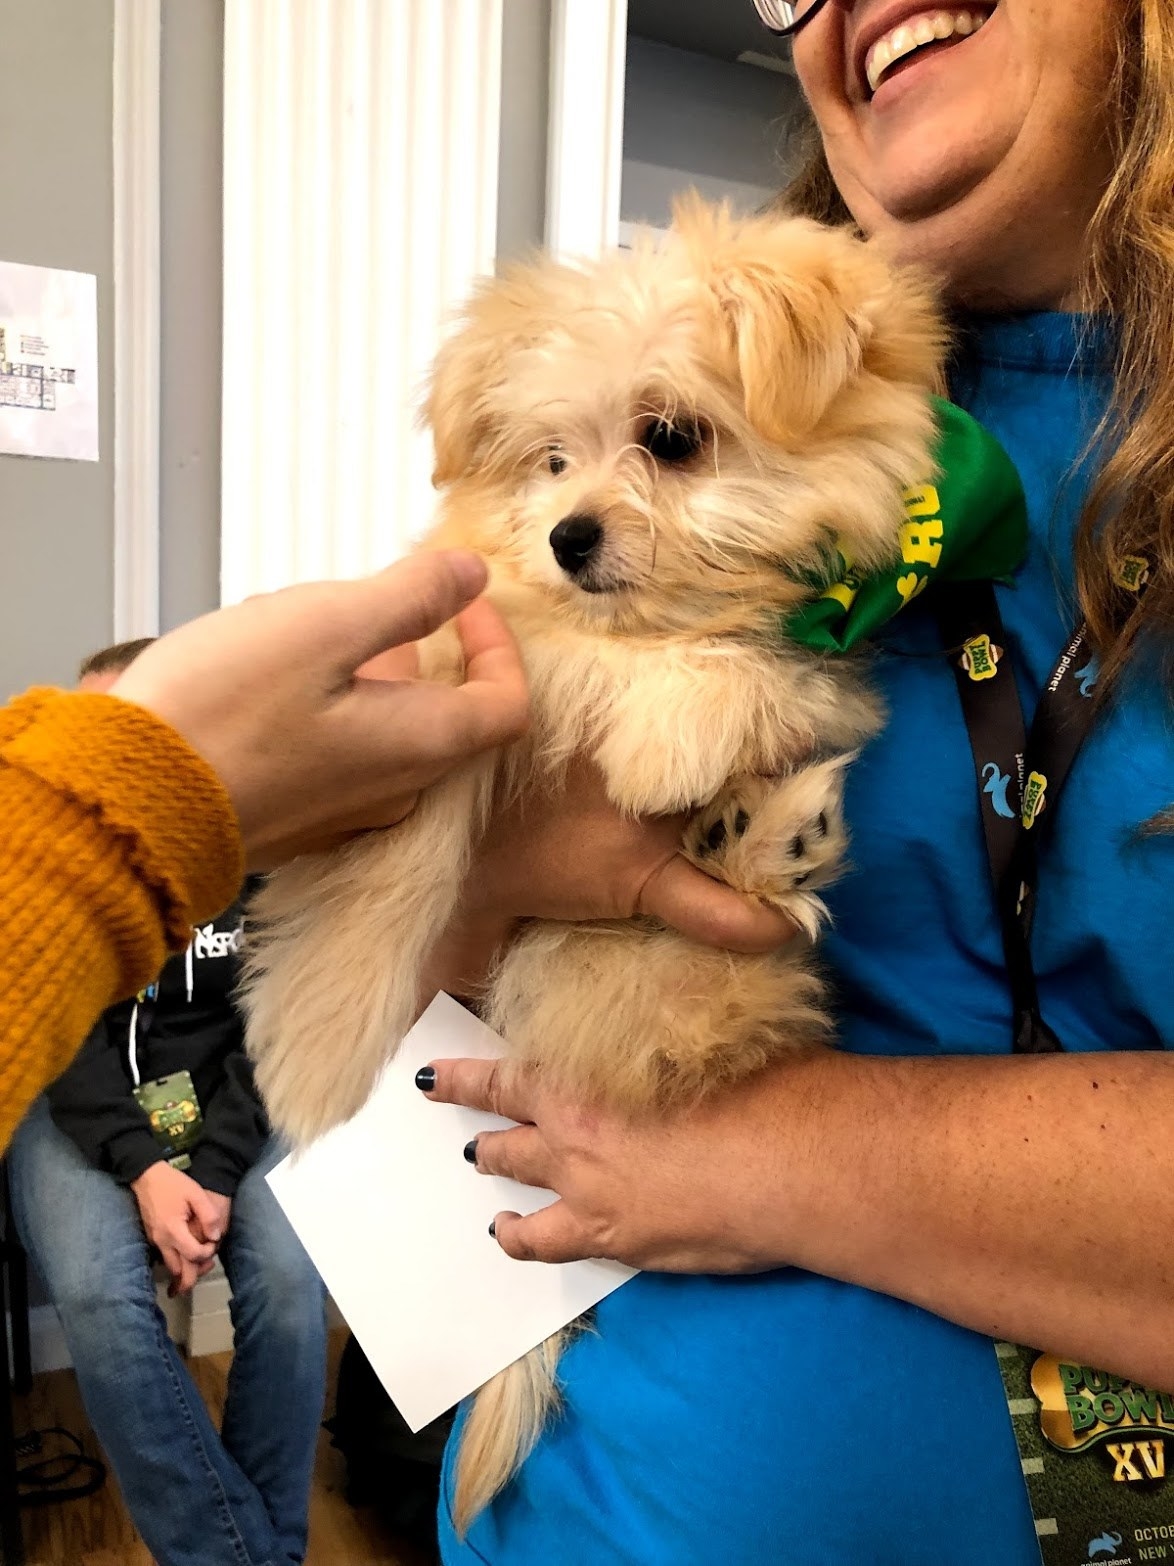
[936,581,1107,1053]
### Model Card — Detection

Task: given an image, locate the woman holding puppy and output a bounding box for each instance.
[423,1,1174,1562]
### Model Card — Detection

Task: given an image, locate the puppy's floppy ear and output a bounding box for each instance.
[425,264,558,487]
[674,198,942,445]
[714,241,870,443]
[425,291,511,488]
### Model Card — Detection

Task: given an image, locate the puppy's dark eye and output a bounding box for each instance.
[548,448,567,475]
[642,418,704,465]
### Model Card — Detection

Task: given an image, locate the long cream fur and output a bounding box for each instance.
[243,200,945,1531]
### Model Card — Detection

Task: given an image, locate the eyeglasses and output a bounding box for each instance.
[751,0,833,37]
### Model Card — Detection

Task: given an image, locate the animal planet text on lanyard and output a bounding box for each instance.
[786,400,1170,1566]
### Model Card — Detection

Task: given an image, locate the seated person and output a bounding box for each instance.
[9,640,328,1566]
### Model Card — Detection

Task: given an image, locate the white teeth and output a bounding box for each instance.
[889,24,914,58]
[864,9,989,96]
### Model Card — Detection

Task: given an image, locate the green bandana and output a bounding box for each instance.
[783,396,1029,654]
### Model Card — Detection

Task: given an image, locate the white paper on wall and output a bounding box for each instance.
[267,993,636,1433]
[0,260,99,462]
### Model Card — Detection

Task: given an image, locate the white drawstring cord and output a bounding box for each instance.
[127,1004,141,1088]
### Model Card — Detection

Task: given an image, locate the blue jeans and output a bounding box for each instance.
[9,1098,328,1566]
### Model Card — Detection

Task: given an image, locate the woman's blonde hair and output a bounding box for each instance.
[784,0,1173,685]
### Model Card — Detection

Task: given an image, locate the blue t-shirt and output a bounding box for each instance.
[439,314,1174,1565]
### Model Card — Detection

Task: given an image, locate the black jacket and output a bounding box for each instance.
[48,892,268,1197]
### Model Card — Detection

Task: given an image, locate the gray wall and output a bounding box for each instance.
[0,0,224,703]
[0,0,116,698]
[621,36,804,228]
[160,0,224,632]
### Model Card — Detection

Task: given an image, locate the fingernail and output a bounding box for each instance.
[463,1138,478,1165]
[446,549,488,598]
[488,1220,496,1239]
[414,1066,436,1091]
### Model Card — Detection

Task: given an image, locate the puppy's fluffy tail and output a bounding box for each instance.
[242,762,491,1147]
[451,1332,568,1536]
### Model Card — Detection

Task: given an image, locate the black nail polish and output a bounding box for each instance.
[414,1066,436,1091]
[488,1220,496,1238]
[463,1138,478,1165]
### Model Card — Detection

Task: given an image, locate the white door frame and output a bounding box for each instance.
[112,0,162,640]
[545,0,628,261]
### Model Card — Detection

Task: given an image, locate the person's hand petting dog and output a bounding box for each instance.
[129,1160,226,1297]
[111,550,530,870]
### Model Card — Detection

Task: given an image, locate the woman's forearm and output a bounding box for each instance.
[778,1047,1174,1386]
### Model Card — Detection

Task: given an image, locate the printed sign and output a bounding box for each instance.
[0,259,98,461]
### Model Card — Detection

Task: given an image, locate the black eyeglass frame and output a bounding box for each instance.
[751,0,833,38]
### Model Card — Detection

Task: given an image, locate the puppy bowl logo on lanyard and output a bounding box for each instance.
[1021,770,1049,830]
[961,632,1003,681]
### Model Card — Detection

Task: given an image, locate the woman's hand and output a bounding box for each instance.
[469,759,797,947]
[112,551,529,869]
[422,1047,1174,1392]
[418,1053,820,1272]
[425,760,799,997]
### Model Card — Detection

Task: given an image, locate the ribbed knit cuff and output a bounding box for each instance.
[2,689,243,951]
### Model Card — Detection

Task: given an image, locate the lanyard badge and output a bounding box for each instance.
[128,981,205,1171]
[999,1342,1174,1564]
[132,1069,205,1171]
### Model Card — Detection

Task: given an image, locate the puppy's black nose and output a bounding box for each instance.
[549,514,603,576]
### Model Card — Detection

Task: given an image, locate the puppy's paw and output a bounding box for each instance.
[683,757,853,941]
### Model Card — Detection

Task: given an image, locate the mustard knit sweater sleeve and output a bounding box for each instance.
[0,689,244,1152]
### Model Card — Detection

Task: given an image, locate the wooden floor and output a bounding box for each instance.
[11,1330,429,1566]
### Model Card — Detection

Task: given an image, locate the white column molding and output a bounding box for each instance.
[220,0,504,603]
[112,0,162,639]
[546,0,628,262]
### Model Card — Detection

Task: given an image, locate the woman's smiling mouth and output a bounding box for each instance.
[861,6,995,99]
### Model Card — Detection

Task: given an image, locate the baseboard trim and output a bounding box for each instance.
[22,1304,72,1376]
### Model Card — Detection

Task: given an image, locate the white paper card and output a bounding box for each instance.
[267,993,636,1432]
[0,261,99,462]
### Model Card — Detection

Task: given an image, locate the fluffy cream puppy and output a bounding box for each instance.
[244,199,944,1528]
